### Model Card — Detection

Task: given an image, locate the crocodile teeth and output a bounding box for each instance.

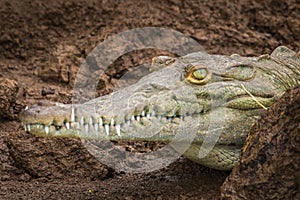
[151,111,155,116]
[85,124,89,133]
[23,112,188,137]
[104,124,109,135]
[80,116,85,125]
[66,122,70,130]
[99,118,103,126]
[94,123,99,132]
[45,125,50,134]
[71,107,75,122]
[110,118,115,126]
[136,115,140,121]
[146,113,151,119]
[116,124,121,136]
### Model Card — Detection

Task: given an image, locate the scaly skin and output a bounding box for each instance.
[19,46,300,170]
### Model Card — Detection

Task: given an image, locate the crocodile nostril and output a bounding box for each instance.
[150,56,175,72]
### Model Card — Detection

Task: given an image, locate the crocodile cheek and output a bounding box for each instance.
[226,97,276,110]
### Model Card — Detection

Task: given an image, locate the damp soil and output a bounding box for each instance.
[0,0,299,199]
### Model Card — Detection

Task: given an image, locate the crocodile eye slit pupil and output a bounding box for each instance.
[193,68,207,80]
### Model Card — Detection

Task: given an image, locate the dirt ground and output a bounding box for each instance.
[0,0,299,199]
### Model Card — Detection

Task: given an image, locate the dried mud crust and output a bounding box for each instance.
[0,0,299,199]
[0,78,25,120]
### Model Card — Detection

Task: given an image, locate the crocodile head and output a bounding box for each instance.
[19,46,299,170]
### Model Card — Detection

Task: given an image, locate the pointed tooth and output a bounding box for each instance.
[146,113,151,119]
[94,123,99,132]
[85,124,89,133]
[80,116,84,125]
[116,124,121,136]
[66,122,70,130]
[89,117,93,125]
[141,111,145,117]
[131,115,135,121]
[151,111,155,116]
[25,106,29,111]
[99,118,103,126]
[157,115,162,120]
[45,125,50,134]
[24,125,28,131]
[167,117,172,122]
[180,116,184,120]
[27,125,31,131]
[105,124,109,135]
[36,124,40,129]
[136,115,140,122]
[71,107,75,122]
[126,120,131,125]
[110,118,115,126]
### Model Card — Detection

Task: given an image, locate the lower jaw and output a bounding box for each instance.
[183,143,242,170]
[28,128,178,142]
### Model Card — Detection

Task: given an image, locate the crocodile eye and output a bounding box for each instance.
[186,66,211,85]
[224,65,256,81]
[193,68,207,80]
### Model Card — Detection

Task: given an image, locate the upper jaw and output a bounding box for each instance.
[19,100,196,139]
[19,84,195,139]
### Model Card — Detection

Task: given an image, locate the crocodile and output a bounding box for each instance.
[19,46,300,170]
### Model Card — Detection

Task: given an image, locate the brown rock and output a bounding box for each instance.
[7,135,111,180]
[0,78,25,120]
[221,86,300,199]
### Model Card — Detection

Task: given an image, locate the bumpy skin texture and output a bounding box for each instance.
[19,46,300,170]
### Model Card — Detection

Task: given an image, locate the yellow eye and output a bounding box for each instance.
[193,68,207,80]
[186,66,211,85]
